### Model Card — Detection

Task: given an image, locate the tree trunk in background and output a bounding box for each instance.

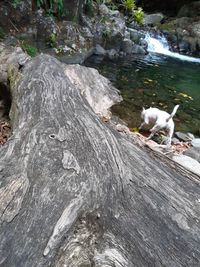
[63,0,85,21]
[0,54,200,266]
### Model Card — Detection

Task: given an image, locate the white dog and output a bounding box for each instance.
[139,105,179,146]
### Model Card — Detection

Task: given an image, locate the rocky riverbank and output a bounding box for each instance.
[1,1,200,61]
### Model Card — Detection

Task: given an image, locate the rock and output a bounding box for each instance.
[124,30,130,39]
[173,155,200,176]
[36,10,57,40]
[110,10,121,17]
[184,147,200,163]
[160,17,200,55]
[94,44,106,56]
[171,137,181,145]
[64,64,122,117]
[94,4,126,51]
[119,51,126,58]
[143,13,165,26]
[116,123,130,133]
[191,138,200,148]
[128,21,141,30]
[121,39,133,54]
[0,0,32,30]
[139,38,148,49]
[178,39,190,53]
[175,132,195,142]
[132,44,146,54]
[99,4,110,16]
[0,44,30,85]
[128,28,145,44]
[107,49,118,59]
[104,16,126,50]
[1,53,200,266]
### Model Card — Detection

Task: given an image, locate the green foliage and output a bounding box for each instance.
[85,0,93,15]
[120,0,144,24]
[106,1,118,11]
[102,26,112,41]
[134,7,144,24]
[0,27,6,39]
[96,0,106,4]
[36,0,64,18]
[46,33,57,48]
[11,0,21,9]
[36,0,42,8]
[21,43,38,57]
[122,0,136,11]
[57,0,63,17]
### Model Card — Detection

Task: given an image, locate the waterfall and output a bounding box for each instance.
[145,34,200,63]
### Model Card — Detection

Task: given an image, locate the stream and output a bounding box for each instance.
[85,35,200,135]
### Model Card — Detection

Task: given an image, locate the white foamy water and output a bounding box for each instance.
[145,34,200,63]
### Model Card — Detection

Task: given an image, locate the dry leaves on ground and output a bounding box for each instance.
[0,119,11,145]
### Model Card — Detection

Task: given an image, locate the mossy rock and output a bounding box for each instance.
[7,64,22,90]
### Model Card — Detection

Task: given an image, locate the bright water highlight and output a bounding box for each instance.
[145,34,200,63]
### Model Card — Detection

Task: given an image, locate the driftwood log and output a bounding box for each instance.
[0,54,200,267]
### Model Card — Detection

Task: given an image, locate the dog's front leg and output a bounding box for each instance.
[139,122,147,130]
[146,124,160,140]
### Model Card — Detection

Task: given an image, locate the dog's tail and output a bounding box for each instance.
[166,105,179,122]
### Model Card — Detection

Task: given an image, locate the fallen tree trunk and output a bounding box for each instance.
[0,54,200,267]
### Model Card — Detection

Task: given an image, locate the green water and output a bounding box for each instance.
[85,54,200,135]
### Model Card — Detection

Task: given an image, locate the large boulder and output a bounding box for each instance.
[0,43,30,85]
[96,4,126,51]
[0,51,200,266]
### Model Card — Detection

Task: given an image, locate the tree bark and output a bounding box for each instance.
[0,54,200,267]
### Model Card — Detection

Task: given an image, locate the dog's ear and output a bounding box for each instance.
[142,107,145,112]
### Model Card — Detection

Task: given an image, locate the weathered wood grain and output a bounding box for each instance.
[0,54,200,267]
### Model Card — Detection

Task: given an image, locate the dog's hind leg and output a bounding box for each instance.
[165,124,174,146]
